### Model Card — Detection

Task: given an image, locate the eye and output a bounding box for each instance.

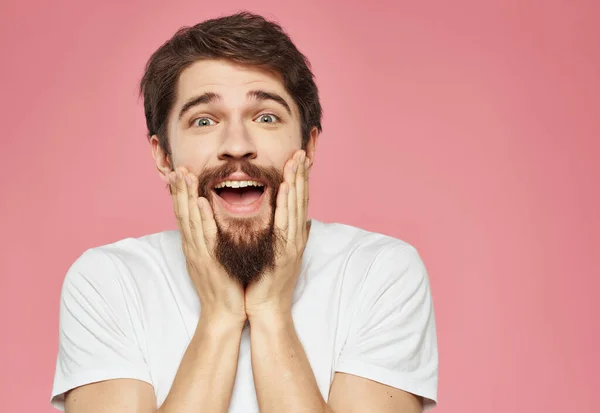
[192,117,216,127]
[255,114,279,124]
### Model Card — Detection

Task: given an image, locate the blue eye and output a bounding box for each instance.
[256,114,279,124]
[192,117,216,127]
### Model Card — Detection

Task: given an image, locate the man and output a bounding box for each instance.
[50,11,438,413]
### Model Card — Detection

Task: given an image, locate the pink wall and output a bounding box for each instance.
[1,0,598,411]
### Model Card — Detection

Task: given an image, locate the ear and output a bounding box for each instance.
[150,135,173,184]
[305,126,319,168]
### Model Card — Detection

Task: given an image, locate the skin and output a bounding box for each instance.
[64,59,423,413]
[155,59,316,236]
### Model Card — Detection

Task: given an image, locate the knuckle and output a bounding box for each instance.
[275,226,287,239]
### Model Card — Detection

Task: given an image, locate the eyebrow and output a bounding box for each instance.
[178,92,221,120]
[246,90,292,115]
[178,89,292,120]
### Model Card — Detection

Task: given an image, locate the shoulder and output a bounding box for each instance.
[63,230,182,291]
[311,219,423,269]
[310,219,429,295]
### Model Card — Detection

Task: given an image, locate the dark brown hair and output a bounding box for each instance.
[139,11,323,155]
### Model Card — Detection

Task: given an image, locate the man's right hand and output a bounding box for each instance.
[170,166,247,326]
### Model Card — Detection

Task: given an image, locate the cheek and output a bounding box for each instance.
[168,119,214,170]
[171,139,214,174]
[259,134,301,168]
[261,151,292,173]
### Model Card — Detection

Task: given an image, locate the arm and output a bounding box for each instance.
[58,168,248,413]
[328,373,423,413]
[157,317,244,413]
[246,152,429,413]
[248,311,331,413]
[64,316,244,413]
[245,151,330,412]
[248,311,422,413]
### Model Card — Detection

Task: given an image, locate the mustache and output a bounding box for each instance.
[197,160,284,199]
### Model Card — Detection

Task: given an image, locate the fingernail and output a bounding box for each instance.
[185,175,192,187]
[300,151,306,163]
[176,170,182,180]
[293,162,298,173]
[304,157,310,168]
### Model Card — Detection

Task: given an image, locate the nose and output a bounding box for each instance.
[217,122,257,161]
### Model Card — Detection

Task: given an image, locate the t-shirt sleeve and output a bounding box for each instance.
[50,248,152,412]
[335,244,439,410]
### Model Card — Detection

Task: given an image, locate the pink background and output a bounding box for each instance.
[1,0,598,412]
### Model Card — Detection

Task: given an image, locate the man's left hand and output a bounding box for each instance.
[245,149,311,321]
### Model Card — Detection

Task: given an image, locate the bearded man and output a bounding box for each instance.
[51,12,438,413]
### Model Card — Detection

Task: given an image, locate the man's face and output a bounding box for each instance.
[151,59,317,285]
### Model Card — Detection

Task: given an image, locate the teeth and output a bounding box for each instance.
[214,180,265,189]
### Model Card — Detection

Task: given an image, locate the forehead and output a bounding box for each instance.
[175,59,295,111]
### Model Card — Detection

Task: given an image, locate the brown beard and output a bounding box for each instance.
[197,160,284,287]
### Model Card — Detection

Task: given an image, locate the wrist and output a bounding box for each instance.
[196,312,246,338]
[247,307,293,331]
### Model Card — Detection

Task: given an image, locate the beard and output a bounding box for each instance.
[197,159,284,287]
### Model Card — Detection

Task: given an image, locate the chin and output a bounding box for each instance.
[212,202,278,286]
[196,161,283,284]
[213,207,272,243]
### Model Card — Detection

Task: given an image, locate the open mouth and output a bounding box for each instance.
[213,180,266,207]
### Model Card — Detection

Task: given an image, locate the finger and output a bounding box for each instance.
[169,170,181,231]
[172,167,193,246]
[296,151,307,245]
[274,182,289,241]
[186,173,205,252]
[286,154,300,244]
[198,197,218,252]
[302,155,310,241]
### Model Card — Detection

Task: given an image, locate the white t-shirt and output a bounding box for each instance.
[50,219,438,411]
